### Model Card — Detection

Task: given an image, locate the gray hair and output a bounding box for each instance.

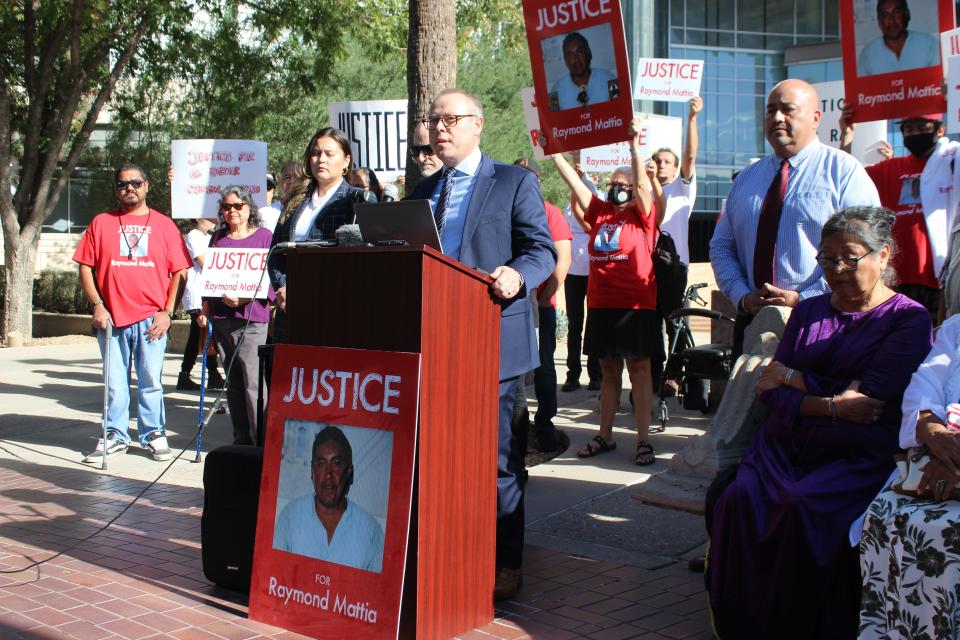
[214,185,261,243]
[821,206,898,284]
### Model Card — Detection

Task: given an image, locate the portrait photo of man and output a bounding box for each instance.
[546,30,619,112]
[857,0,939,77]
[273,425,386,573]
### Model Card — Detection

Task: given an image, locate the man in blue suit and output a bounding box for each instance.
[411,89,557,599]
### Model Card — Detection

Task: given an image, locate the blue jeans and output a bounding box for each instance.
[533,306,557,430]
[97,317,168,445]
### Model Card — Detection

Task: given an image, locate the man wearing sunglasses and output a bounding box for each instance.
[410,89,556,600]
[74,164,192,464]
[409,121,443,179]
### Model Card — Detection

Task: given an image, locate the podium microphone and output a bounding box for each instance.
[272,239,337,252]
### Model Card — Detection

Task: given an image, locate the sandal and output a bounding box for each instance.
[578,435,616,458]
[636,441,656,466]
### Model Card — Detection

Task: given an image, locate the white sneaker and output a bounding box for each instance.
[144,432,172,461]
[83,435,128,463]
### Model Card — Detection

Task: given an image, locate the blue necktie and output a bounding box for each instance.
[434,167,455,234]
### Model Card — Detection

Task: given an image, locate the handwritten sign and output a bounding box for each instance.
[171,140,268,219]
[813,81,888,165]
[580,114,681,173]
[633,58,704,102]
[199,248,270,299]
[949,59,960,134]
[329,100,408,182]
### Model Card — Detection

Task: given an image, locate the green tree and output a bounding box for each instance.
[0,0,194,343]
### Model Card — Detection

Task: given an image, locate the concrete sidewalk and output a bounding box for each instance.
[0,337,714,640]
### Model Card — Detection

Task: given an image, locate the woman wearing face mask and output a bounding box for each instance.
[267,128,376,342]
[549,116,660,466]
[839,110,953,323]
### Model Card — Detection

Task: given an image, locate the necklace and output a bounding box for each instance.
[121,210,151,260]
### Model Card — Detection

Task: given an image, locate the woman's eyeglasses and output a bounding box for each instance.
[815,249,875,272]
[219,202,246,212]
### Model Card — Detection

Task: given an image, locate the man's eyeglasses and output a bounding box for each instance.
[815,249,875,272]
[409,144,435,158]
[421,114,478,130]
[116,180,145,190]
[219,202,246,212]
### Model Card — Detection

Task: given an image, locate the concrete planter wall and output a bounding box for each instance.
[33,311,192,354]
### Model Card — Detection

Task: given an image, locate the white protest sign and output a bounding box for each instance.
[171,140,267,219]
[634,58,704,102]
[581,114,681,173]
[812,81,888,166]
[521,87,546,161]
[948,58,960,134]
[941,27,960,77]
[329,100,408,182]
[199,248,270,299]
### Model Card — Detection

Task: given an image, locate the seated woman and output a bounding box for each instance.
[267,128,375,342]
[199,186,274,445]
[708,207,932,639]
[549,116,660,465]
[859,314,960,639]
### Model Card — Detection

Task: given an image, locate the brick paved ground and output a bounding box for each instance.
[0,454,712,640]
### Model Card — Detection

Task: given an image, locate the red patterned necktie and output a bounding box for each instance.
[752,159,790,290]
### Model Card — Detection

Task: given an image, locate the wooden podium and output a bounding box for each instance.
[285,245,500,639]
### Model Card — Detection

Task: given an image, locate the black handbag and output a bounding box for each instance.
[645,228,685,309]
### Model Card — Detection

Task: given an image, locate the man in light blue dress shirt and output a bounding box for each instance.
[709,79,880,352]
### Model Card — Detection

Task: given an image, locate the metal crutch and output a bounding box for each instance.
[100,321,112,471]
[194,321,214,462]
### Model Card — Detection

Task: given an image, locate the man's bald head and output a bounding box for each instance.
[764,79,822,158]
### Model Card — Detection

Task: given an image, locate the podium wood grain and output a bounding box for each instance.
[287,246,499,639]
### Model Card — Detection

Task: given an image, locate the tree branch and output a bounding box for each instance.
[38,10,153,226]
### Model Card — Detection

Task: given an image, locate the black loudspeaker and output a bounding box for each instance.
[201,445,263,591]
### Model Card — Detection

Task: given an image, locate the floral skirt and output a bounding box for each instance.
[860,483,960,639]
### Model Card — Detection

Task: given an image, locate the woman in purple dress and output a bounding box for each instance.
[708,207,932,639]
[199,186,274,445]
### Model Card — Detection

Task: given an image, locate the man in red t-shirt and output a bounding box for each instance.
[73,163,192,463]
[840,110,948,319]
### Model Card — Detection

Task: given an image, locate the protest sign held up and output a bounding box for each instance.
[841,0,953,123]
[171,139,268,219]
[813,81,888,165]
[329,100,408,182]
[580,114,682,173]
[521,0,634,154]
[633,58,704,102]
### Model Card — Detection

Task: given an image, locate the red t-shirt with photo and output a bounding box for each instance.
[73,209,192,327]
[865,155,938,288]
[584,196,657,310]
[539,200,574,308]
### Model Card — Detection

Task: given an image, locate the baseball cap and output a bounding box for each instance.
[266,173,276,189]
[896,113,943,125]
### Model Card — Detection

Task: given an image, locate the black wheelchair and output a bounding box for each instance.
[653,282,736,433]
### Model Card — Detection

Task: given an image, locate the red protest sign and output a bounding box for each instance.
[248,344,420,640]
[522,0,634,154]
[841,0,953,122]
